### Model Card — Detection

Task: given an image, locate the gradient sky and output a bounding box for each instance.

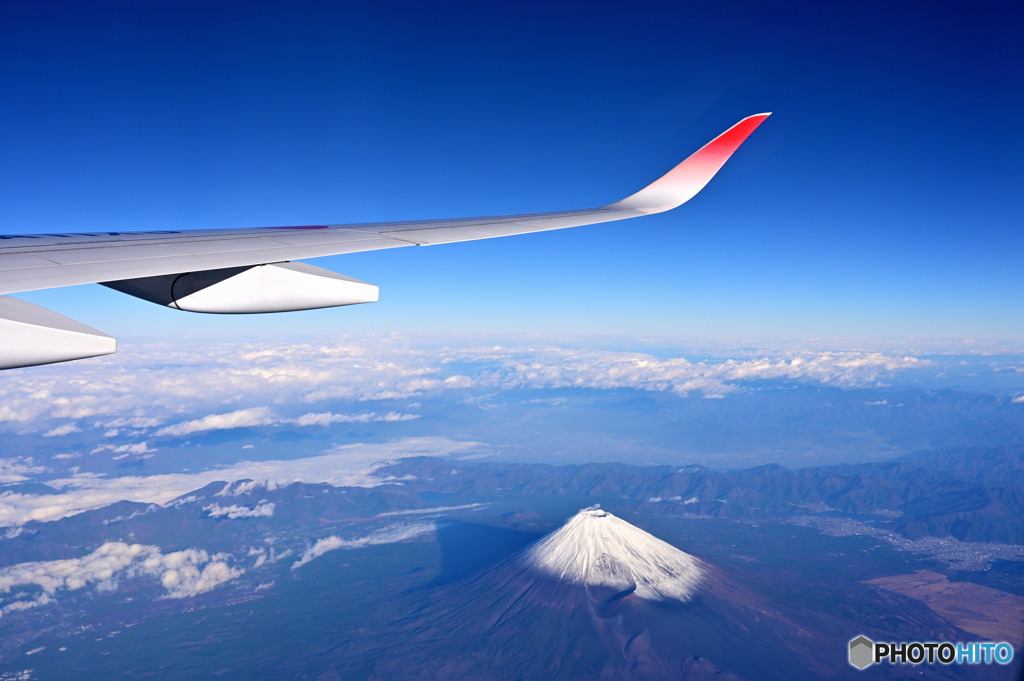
[1,0,1021,341]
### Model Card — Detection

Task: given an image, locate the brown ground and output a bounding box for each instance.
[866,570,1024,648]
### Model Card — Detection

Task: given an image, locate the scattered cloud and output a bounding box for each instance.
[203,501,275,519]
[292,411,419,427]
[0,406,32,423]
[375,503,485,517]
[156,407,276,437]
[0,458,47,484]
[291,523,435,570]
[0,541,242,610]
[42,423,80,438]
[90,441,154,456]
[523,397,568,406]
[217,480,276,497]
[102,505,158,526]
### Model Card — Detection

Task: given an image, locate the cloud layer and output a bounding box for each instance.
[0,437,480,527]
[0,337,937,446]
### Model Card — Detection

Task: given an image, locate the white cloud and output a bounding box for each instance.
[0,337,944,448]
[1013,394,1024,404]
[291,523,435,570]
[375,503,485,517]
[0,458,47,484]
[90,441,154,456]
[203,501,275,519]
[42,423,80,438]
[102,505,157,526]
[156,407,277,437]
[0,541,242,609]
[0,437,480,527]
[451,348,931,398]
[0,406,33,423]
[292,411,419,427]
[102,416,163,430]
[217,480,276,496]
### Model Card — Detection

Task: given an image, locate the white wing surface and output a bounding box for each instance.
[0,114,769,368]
[0,114,769,296]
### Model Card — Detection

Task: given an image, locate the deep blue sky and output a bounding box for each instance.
[1,0,1021,340]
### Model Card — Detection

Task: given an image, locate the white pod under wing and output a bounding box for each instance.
[103,262,378,314]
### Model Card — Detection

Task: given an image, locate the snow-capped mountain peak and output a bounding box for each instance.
[519,506,704,602]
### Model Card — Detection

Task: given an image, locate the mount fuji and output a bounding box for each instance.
[335,508,877,680]
[519,506,705,604]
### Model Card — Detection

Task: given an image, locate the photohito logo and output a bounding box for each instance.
[849,636,1014,669]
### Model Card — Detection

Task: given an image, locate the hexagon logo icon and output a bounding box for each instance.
[849,635,874,669]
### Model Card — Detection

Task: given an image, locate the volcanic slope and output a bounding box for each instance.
[337,508,913,680]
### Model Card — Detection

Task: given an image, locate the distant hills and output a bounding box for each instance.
[379,446,1024,543]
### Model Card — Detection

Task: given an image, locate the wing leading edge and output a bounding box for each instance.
[0,114,770,368]
[0,114,770,296]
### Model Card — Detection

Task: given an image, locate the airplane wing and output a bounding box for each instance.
[0,113,770,368]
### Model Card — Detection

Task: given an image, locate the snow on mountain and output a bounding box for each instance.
[519,506,704,602]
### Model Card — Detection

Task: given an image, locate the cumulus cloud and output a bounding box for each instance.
[291,523,435,570]
[203,501,275,519]
[217,480,276,497]
[0,458,47,484]
[0,437,480,527]
[156,407,277,437]
[0,541,242,611]
[0,405,33,423]
[42,423,80,437]
[90,441,154,457]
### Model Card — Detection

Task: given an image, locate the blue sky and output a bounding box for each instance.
[1,0,1022,340]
